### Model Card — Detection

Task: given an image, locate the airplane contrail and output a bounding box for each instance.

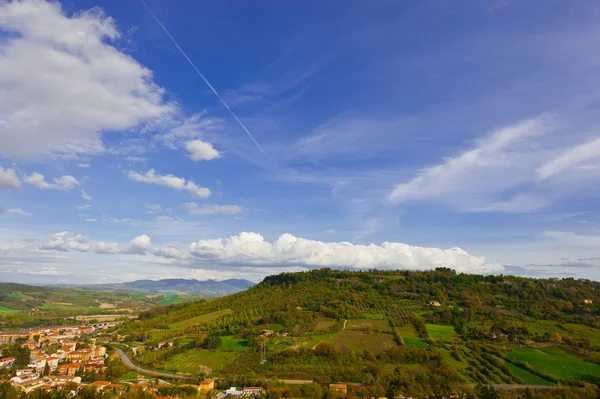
[138,0,266,154]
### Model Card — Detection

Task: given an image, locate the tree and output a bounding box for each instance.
[476,384,500,399]
[42,363,50,377]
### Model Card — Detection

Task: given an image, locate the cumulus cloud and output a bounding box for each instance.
[128,169,210,198]
[38,232,182,259]
[24,173,79,190]
[0,0,174,159]
[183,202,242,215]
[7,208,30,216]
[188,232,503,274]
[0,167,22,189]
[184,139,221,161]
[127,234,152,255]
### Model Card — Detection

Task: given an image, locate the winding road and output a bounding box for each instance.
[116,348,194,380]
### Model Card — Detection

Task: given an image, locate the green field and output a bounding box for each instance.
[395,324,419,338]
[163,350,214,374]
[315,319,339,331]
[426,324,456,339]
[148,309,233,340]
[505,363,556,386]
[330,330,397,353]
[346,319,390,331]
[0,306,20,313]
[361,313,387,320]
[403,337,428,348]
[508,347,600,380]
[221,336,249,350]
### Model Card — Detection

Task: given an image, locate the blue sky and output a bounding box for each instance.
[1,0,600,284]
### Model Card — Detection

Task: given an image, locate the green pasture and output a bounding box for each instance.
[508,347,600,380]
[425,324,456,339]
[505,363,556,386]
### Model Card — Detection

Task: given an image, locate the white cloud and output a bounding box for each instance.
[145,204,171,214]
[183,202,242,215]
[0,0,174,159]
[77,163,90,168]
[128,169,210,198]
[0,167,22,189]
[0,242,22,252]
[77,204,92,210]
[92,241,120,254]
[185,139,221,161]
[81,189,92,200]
[188,232,503,274]
[24,172,79,190]
[153,246,182,259]
[37,232,175,258]
[157,112,224,150]
[127,234,152,255]
[537,136,600,180]
[107,217,134,224]
[324,229,335,234]
[85,218,97,222]
[389,116,553,211]
[7,208,30,216]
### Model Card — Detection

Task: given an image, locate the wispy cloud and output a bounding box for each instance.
[128,169,210,198]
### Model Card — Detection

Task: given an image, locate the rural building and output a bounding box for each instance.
[243,387,264,397]
[260,330,274,337]
[0,357,15,368]
[330,383,348,395]
[428,301,441,307]
[199,378,215,391]
[584,299,593,305]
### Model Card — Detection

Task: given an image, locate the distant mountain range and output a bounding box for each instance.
[85,278,255,297]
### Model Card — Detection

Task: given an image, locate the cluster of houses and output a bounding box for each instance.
[0,325,111,393]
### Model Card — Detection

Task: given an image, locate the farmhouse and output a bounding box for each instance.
[199,378,215,392]
[329,383,347,395]
[428,301,441,307]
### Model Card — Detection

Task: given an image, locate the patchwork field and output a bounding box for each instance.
[315,319,339,331]
[508,347,600,380]
[505,363,556,386]
[148,309,234,341]
[345,319,390,331]
[426,324,456,339]
[330,330,397,353]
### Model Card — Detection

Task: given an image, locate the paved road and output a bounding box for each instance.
[116,348,194,380]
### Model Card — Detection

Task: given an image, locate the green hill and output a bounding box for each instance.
[0,283,204,329]
[120,268,600,392]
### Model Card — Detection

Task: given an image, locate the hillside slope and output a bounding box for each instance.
[121,268,600,393]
